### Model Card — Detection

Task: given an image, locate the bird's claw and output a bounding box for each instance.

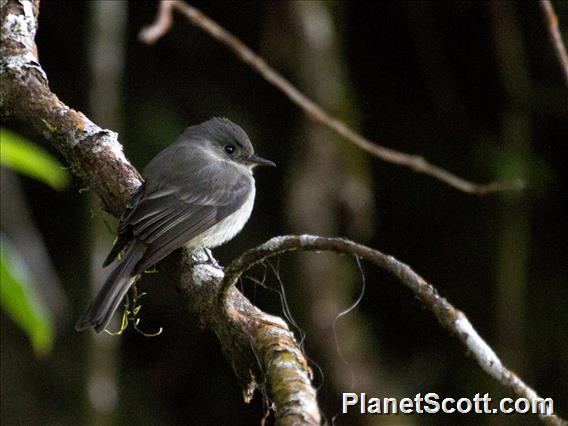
[204,248,223,269]
[190,248,223,270]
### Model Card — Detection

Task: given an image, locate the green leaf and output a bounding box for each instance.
[0,237,54,356]
[1,128,70,190]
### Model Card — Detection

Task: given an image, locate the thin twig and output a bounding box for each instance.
[138,0,524,196]
[221,235,565,426]
[540,0,568,85]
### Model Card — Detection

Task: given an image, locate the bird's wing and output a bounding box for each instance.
[103,184,147,267]
[127,168,251,274]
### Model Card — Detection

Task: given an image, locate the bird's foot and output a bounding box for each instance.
[204,248,223,269]
[189,249,223,270]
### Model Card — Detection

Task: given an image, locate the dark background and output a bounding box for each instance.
[1,1,567,425]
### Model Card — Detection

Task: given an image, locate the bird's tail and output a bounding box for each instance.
[75,243,146,333]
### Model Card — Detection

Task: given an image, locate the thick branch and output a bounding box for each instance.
[1,0,140,215]
[1,1,321,424]
[178,251,320,425]
[139,0,524,195]
[221,235,565,426]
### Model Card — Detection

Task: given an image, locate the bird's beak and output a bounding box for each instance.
[247,154,276,167]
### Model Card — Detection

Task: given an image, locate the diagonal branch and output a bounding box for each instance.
[0,0,141,216]
[1,1,320,424]
[539,0,568,85]
[221,235,565,426]
[139,0,524,195]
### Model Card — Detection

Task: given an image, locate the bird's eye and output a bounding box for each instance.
[224,145,236,155]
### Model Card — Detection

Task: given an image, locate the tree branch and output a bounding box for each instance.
[139,0,524,196]
[1,1,321,424]
[221,235,565,426]
[539,0,568,85]
[178,250,320,425]
[0,0,141,216]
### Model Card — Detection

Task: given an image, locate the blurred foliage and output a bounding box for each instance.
[0,129,68,356]
[1,128,70,190]
[0,236,54,356]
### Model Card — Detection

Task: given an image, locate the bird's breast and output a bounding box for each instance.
[187,181,256,250]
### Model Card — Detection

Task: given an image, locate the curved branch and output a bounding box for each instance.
[139,0,524,195]
[1,2,321,424]
[221,235,565,425]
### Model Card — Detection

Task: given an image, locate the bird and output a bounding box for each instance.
[75,117,275,333]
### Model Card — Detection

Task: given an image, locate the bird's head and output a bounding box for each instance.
[184,117,275,169]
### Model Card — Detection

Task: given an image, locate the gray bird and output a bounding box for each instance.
[76,118,275,333]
